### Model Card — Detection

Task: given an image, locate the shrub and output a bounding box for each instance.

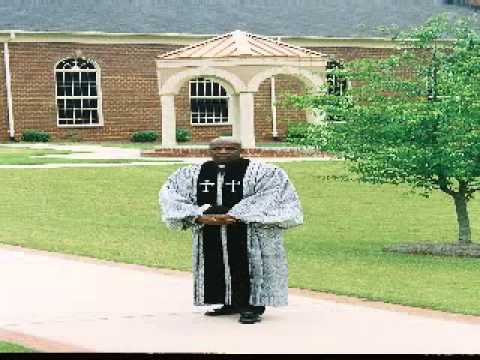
[21,129,50,142]
[285,122,336,150]
[286,123,310,141]
[131,130,158,142]
[176,128,191,142]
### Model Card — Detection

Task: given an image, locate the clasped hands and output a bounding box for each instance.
[195,214,238,226]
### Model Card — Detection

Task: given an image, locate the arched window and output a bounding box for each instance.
[55,57,102,126]
[189,78,229,125]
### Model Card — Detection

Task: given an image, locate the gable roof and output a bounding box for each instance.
[0,0,477,37]
[159,30,327,59]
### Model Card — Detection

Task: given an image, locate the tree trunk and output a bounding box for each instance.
[452,192,472,244]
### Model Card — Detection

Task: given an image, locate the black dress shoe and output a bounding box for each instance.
[204,305,239,316]
[239,311,262,324]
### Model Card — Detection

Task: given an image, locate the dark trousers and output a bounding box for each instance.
[240,305,265,315]
[203,222,265,315]
[227,228,265,315]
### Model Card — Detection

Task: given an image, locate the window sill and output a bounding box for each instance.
[190,123,232,127]
[57,124,104,128]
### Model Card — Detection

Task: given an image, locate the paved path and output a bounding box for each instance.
[0,143,145,160]
[1,245,480,354]
[0,143,335,168]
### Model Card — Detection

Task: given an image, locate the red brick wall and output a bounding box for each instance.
[8,42,178,142]
[174,74,306,143]
[175,81,232,143]
[308,46,398,62]
[1,42,400,143]
[254,74,307,141]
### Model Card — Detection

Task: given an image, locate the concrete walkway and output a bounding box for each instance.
[0,143,145,160]
[2,245,480,354]
[0,143,335,168]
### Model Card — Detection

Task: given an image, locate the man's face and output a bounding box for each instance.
[209,141,241,164]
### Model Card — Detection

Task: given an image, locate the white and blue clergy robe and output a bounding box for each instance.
[159,159,303,307]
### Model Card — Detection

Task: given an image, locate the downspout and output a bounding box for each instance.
[270,76,278,138]
[4,31,15,140]
[270,36,283,139]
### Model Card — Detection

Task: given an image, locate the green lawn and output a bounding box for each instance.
[0,161,479,315]
[0,341,36,353]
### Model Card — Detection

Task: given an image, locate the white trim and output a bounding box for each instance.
[159,66,245,95]
[248,66,325,92]
[4,34,15,139]
[54,56,104,128]
[156,57,327,68]
[189,77,230,126]
[191,122,232,127]
[270,76,277,138]
[57,124,104,128]
[0,30,457,49]
[55,69,97,72]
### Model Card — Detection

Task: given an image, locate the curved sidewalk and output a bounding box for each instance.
[0,143,334,168]
[1,244,480,354]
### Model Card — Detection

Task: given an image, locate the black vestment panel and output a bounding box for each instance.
[196,158,250,306]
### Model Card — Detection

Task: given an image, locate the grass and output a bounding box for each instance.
[0,341,36,353]
[0,147,177,165]
[0,161,479,316]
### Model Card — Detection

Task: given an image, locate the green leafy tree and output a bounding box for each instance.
[287,15,480,244]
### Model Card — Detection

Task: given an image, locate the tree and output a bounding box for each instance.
[287,15,480,245]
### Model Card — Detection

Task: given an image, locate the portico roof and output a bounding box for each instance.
[156,30,329,150]
[158,30,327,59]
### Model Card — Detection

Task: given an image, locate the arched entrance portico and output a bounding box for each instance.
[156,30,328,148]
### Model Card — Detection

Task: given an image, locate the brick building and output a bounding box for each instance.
[0,0,476,146]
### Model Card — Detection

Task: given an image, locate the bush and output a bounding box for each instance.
[176,128,191,142]
[285,122,336,150]
[131,130,158,142]
[286,123,310,141]
[21,129,50,142]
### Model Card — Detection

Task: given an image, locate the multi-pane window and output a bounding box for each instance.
[55,57,101,126]
[190,78,229,125]
[327,60,349,96]
[326,60,350,122]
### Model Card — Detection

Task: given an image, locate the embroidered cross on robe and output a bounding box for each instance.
[196,158,251,306]
[159,159,304,308]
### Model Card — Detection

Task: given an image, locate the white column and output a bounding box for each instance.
[161,95,177,147]
[229,94,241,142]
[239,92,255,148]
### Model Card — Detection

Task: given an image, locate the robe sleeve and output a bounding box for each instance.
[227,165,303,229]
[159,166,203,230]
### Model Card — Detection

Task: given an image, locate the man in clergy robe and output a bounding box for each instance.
[159,137,303,324]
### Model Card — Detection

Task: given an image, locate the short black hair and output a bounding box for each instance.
[209,137,241,148]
